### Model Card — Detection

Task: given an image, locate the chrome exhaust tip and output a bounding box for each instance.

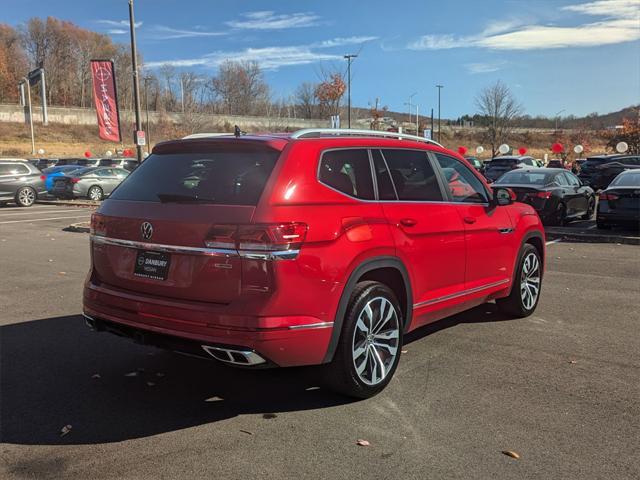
[201,345,266,366]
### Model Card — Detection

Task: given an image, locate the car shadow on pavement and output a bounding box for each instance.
[1,305,513,446]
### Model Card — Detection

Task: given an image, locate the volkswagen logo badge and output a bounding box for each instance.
[141,222,153,240]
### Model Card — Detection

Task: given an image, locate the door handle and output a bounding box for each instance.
[463,216,476,224]
[400,218,417,227]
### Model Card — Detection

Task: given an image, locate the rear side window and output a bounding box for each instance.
[435,154,488,203]
[381,149,443,201]
[110,148,280,205]
[0,163,29,175]
[611,172,640,186]
[319,149,374,200]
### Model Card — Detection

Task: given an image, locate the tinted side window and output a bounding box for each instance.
[381,149,443,201]
[0,163,29,175]
[554,173,568,186]
[319,149,374,200]
[435,154,488,203]
[564,172,580,186]
[371,150,397,200]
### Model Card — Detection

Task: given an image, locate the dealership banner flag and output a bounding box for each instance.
[90,60,121,142]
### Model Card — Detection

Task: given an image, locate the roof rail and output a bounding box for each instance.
[290,128,443,148]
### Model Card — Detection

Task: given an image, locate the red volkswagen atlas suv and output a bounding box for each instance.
[84,129,545,398]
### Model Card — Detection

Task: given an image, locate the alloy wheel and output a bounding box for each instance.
[89,187,102,201]
[351,296,400,386]
[520,252,541,310]
[18,188,35,206]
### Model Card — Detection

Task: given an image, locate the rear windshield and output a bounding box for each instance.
[110,148,280,205]
[495,171,553,185]
[489,158,517,167]
[610,172,640,187]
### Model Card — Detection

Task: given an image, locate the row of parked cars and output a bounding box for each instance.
[471,153,639,229]
[0,157,137,207]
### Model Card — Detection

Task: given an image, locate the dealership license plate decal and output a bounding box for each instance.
[134,250,171,280]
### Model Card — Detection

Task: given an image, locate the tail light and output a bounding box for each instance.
[90,213,106,236]
[71,177,81,184]
[40,175,46,181]
[205,223,308,254]
[599,193,618,201]
[535,191,552,199]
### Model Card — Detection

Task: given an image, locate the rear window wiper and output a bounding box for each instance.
[157,193,216,203]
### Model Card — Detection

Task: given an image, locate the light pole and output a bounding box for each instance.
[404,92,417,128]
[143,76,152,154]
[20,78,35,154]
[555,109,565,131]
[344,54,357,129]
[128,0,143,162]
[436,85,444,143]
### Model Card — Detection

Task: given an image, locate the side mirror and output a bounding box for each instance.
[493,187,515,206]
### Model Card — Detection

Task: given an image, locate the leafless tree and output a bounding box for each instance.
[210,60,270,116]
[294,82,317,119]
[475,81,523,157]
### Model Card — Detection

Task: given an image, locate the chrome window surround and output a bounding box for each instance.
[90,235,300,260]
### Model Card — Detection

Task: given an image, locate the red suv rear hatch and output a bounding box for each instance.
[90,138,285,304]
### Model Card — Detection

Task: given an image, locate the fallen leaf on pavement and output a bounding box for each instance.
[124,371,139,377]
[240,430,253,435]
[356,439,370,446]
[146,381,156,387]
[568,360,577,364]
[401,350,408,354]
[91,373,101,379]
[305,386,320,391]
[60,425,72,436]
[502,450,520,459]
[58,272,66,275]
[155,372,165,377]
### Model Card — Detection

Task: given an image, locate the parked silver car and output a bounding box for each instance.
[52,167,129,200]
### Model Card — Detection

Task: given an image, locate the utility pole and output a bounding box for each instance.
[344,54,357,129]
[415,105,419,135]
[555,109,565,131]
[128,0,143,162]
[430,108,434,138]
[436,85,444,143]
[405,92,417,128]
[144,76,151,154]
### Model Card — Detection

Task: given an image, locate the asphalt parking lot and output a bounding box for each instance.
[1,205,639,480]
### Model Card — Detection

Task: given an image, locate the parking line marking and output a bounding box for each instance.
[0,215,91,225]
[545,239,562,246]
[0,209,93,217]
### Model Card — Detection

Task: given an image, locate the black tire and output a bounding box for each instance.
[581,198,595,220]
[15,186,36,207]
[87,185,103,201]
[497,244,542,318]
[325,281,403,399]
[550,202,567,226]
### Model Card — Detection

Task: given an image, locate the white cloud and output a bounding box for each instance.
[466,61,505,74]
[143,35,377,70]
[312,36,379,48]
[147,25,226,40]
[226,11,321,30]
[408,0,640,51]
[145,46,340,70]
[106,29,128,35]
[97,19,142,28]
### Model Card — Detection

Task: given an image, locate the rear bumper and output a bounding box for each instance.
[597,212,640,226]
[83,281,334,367]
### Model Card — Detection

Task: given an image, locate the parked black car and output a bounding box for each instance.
[493,168,595,225]
[596,170,640,230]
[485,155,538,182]
[98,158,139,171]
[465,156,485,174]
[588,156,640,190]
[33,158,59,170]
[0,160,46,207]
[578,154,638,189]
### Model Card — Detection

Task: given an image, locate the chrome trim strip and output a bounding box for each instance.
[287,321,334,330]
[91,235,299,260]
[413,279,510,309]
[291,128,444,148]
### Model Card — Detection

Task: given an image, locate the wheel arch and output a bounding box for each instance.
[322,256,412,364]
[502,230,545,298]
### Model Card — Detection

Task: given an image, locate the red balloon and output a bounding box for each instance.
[518,147,527,155]
[84,151,91,158]
[551,142,564,153]
[457,146,468,156]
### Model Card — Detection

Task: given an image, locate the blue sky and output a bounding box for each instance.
[4,0,639,117]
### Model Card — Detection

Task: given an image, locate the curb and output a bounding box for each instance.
[545,229,640,246]
[63,222,90,233]
[37,199,100,207]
